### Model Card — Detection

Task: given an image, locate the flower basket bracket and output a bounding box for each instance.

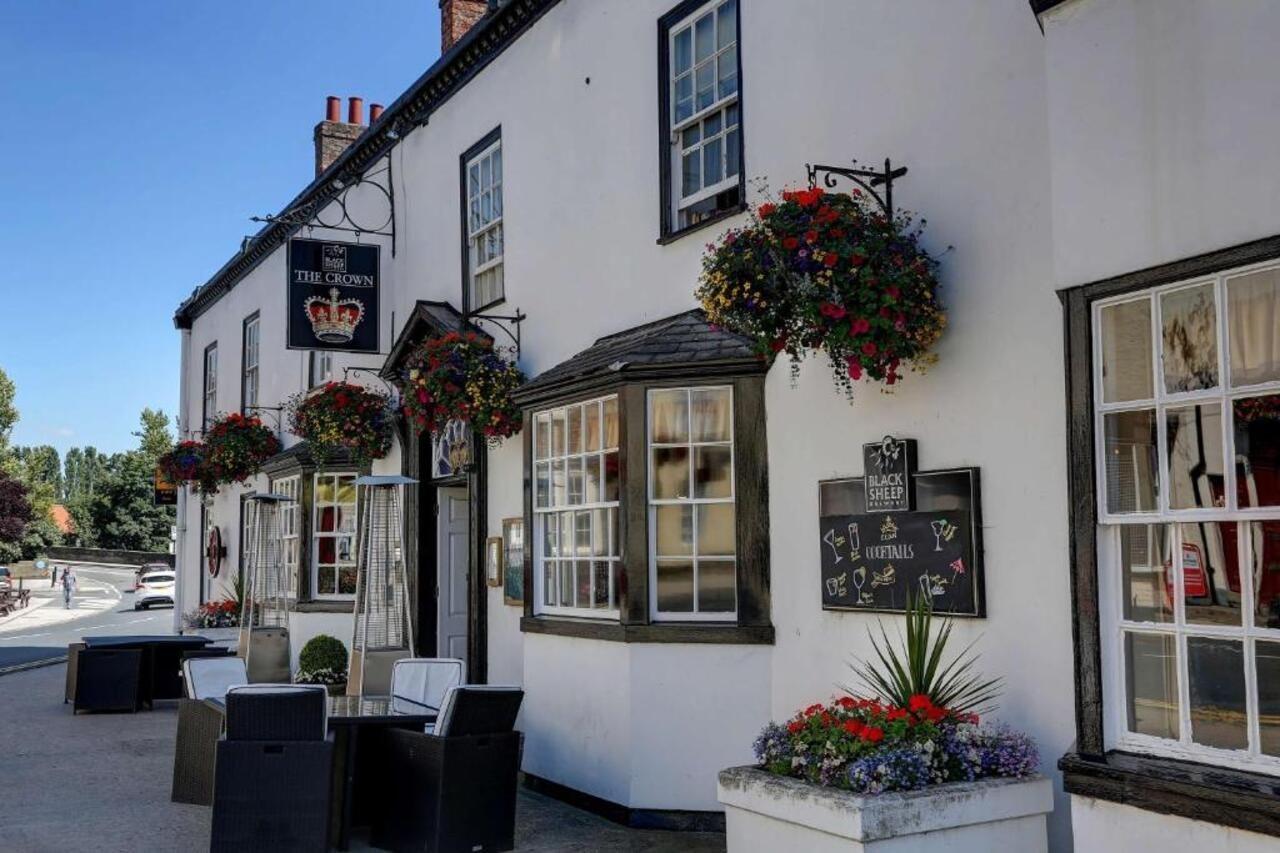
[806,157,908,218]
[464,307,527,361]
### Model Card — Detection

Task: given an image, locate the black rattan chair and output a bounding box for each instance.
[210,685,333,852]
[372,687,523,853]
[72,648,144,713]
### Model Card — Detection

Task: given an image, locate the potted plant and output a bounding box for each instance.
[401,332,524,445]
[296,634,349,696]
[696,186,946,397]
[718,598,1052,851]
[286,381,394,467]
[202,412,281,488]
[158,440,219,495]
[181,598,242,649]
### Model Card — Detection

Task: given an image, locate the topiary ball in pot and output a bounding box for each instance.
[298,634,348,679]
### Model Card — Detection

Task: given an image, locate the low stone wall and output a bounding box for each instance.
[45,546,174,568]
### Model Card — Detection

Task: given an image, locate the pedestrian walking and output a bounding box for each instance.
[61,568,76,609]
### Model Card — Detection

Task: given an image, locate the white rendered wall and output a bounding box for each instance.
[1071,796,1276,853]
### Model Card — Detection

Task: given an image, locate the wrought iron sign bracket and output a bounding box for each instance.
[253,154,397,255]
[244,404,286,436]
[342,366,401,398]
[806,158,908,218]
[466,308,527,361]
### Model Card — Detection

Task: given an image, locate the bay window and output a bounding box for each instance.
[1093,264,1280,774]
[313,471,358,597]
[272,474,301,599]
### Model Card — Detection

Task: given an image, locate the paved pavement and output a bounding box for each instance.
[0,663,726,852]
[0,566,171,670]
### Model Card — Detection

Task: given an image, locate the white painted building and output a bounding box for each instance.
[170,0,1280,848]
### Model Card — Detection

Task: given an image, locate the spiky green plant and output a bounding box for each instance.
[848,594,1002,715]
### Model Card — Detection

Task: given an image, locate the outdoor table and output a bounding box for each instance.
[187,694,435,850]
[77,635,212,708]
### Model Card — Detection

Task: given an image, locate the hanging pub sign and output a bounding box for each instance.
[154,466,178,506]
[286,238,380,353]
[819,436,985,617]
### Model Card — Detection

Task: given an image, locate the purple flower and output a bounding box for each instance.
[847,746,932,794]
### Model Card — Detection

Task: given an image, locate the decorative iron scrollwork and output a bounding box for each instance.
[253,154,397,253]
[467,308,527,362]
[805,158,908,218]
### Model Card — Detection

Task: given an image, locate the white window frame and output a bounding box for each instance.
[272,475,301,599]
[466,138,504,311]
[203,343,218,429]
[668,0,740,221]
[242,314,260,410]
[309,350,334,388]
[311,471,358,599]
[647,385,737,621]
[532,394,621,619]
[1093,259,1280,776]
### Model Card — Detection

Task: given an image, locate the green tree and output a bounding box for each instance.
[12,445,62,498]
[0,366,17,463]
[89,452,173,552]
[134,408,174,461]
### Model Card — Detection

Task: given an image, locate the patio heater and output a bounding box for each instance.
[238,493,295,683]
[348,474,417,697]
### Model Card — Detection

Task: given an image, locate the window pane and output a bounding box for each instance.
[726,129,740,177]
[542,516,557,559]
[1187,637,1247,750]
[1228,269,1280,386]
[651,389,689,442]
[703,138,723,186]
[697,504,735,556]
[1100,299,1154,403]
[567,457,584,505]
[682,124,700,150]
[1124,632,1180,740]
[336,478,356,504]
[699,559,736,612]
[544,560,556,606]
[1103,410,1159,513]
[1251,521,1280,629]
[567,406,582,454]
[603,397,619,448]
[584,402,601,453]
[535,413,552,459]
[675,75,693,123]
[338,565,357,595]
[535,464,550,509]
[690,387,731,441]
[673,27,692,75]
[1120,524,1173,623]
[718,46,738,99]
[1161,284,1219,393]
[694,12,714,62]
[682,151,700,198]
[316,477,335,504]
[1165,403,1224,510]
[717,0,737,48]
[603,451,620,502]
[592,561,611,608]
[695,62,716,111]
[652,447,690,499]
[584,454,601,505]
[591,509,609,557]
[559,512,573,559]
[576,558,591,606]
[657,559,694,612]
[694,446,733,499]
[703,111,722,138]
[1235,394,1280,508]
[561,562,575,608]
[655,505,693,557]
[575,511,591,558]
[1182,521,1242,626]
[318,565,336,596]
[1257,640,1280,756]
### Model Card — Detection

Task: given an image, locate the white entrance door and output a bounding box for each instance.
[437,487,469,665]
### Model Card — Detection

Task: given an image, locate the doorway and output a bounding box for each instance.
[436,486,469,666]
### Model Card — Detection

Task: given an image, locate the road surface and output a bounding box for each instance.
[0,566,172,669]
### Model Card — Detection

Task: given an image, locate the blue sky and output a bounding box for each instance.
[0,1,440,457]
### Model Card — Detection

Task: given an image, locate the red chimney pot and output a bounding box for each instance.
[369,103,385,123]
[326,96,341,123]
[348,96,364,125]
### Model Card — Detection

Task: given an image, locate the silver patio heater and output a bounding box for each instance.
[348,474,417,697]
[238,493,295,683]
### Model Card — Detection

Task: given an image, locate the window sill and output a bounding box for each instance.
[1059,750,1280,838]
[657,203,748,246]
[294,599,355,614]
[520,615,774,645]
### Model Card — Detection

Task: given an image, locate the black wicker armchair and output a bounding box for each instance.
[72,648,144,713]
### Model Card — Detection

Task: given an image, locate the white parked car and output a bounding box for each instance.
[134,570,176,610]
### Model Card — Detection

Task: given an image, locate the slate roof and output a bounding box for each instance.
[514,309,765,405]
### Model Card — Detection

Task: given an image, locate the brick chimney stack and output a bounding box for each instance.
[440,0,489,53]
[314,96,367,177]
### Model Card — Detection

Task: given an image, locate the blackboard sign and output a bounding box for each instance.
[863,436,916,512]
[287,238,380,353]
[820,510,977,615]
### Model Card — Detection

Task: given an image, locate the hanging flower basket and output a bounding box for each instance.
[286,382,394,467]
[203,412,281,486]
[402,332,525,444]
[158,440,220,495]
[696,186,946,396]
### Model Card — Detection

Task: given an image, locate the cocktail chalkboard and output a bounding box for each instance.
[820,509,979,616]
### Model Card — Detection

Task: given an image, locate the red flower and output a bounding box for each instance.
[886,285,901,301]
[787,720,804,734]
[849,317,871,336]
[758,202,777,218]
[861,341,878,356]
[846,359,862,381]
[804,230,819,244]
[850,253,867,267]
[804,703,824,718]
[819,302,847,320]
[926,706,947,723]
[843,719,863,735]
[836,696,857,709]
[823,252,839,268]
[861,726,885,744]
[770,337,788,353]
[782,236,800,251]
[908,694,932,712]
[887,708,910,722]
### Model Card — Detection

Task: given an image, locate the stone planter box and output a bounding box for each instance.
[717,766,1053,853]
[183,626,239,650]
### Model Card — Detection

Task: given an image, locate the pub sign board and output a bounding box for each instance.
[863,435,916,512]
[287,238,380,353]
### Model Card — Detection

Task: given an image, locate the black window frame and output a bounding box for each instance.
[1060,232,1280,839]
[518,372,772,645]
[240,311,260,412]
[656,0,747,244]
[202,341,218,430]
[459,125,505,315]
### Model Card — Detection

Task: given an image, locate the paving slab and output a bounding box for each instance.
[0,664,725,852]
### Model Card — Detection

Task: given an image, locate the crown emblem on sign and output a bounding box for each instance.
[880,515,899,541]
[305,287,365,343]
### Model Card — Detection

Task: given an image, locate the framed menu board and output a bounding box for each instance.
[818,442,984,617]
[501,517,524,606]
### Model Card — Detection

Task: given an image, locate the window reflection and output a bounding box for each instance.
[1182,522,1241,627]
[1234,394,1280,508]
[1187,637,1248,750]
[1256,641,1280,756]
[1125,632,1179,740]
[1120,525,1173,623]
[1100,299,1154,403]
[1161,283,1219,393]
[1250,521,1280,629]
[1228,269,1280,387]
[1104,410,1158,513]
[1165,403,1224,510]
